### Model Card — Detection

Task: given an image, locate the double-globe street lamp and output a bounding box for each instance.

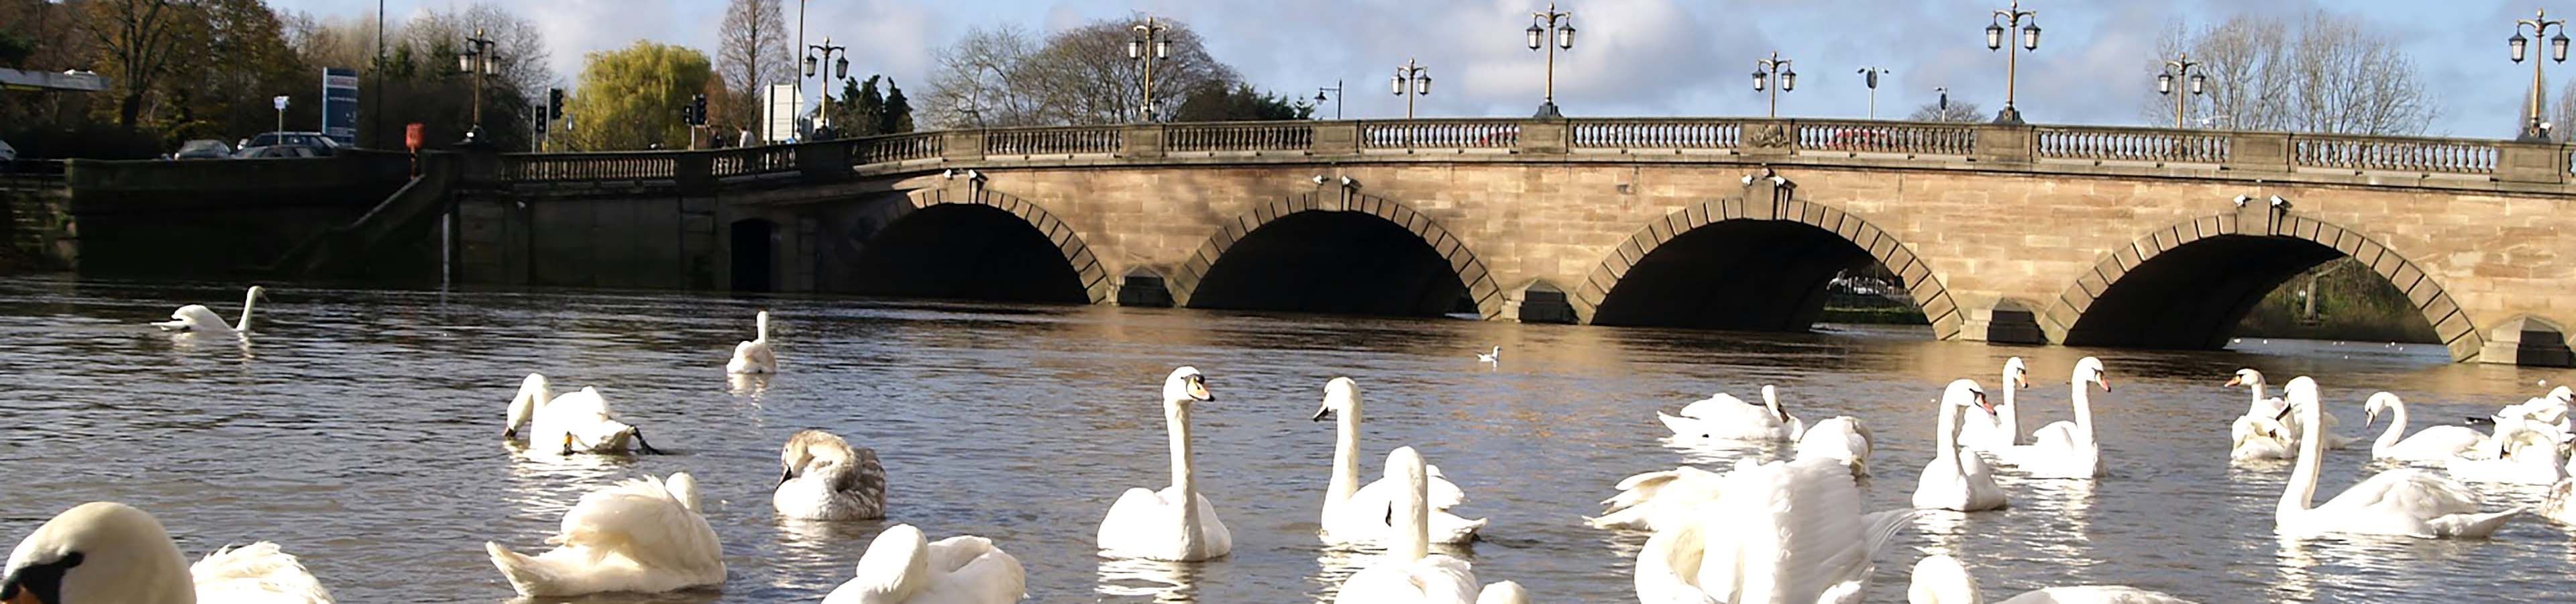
[1857,66,1890,119]
[804,37,850,139]
[455,29,496,142]
[1751,52,1796,118]
[1524,2,1575,118]
[1130,17,1173,122]
[1393,59,1431,119]
[2511,8,2571,141]
[1983,0,2041,124]
[2156,54,2206,128]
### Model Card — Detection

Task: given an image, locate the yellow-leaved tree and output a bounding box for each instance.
[565,40,711,150]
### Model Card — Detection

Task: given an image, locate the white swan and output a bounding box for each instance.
[1906,553,2197,604]
[2363,392,2487,461]
[821,524,1026,604]
[2492,385,2574,433]
[1475,346,1500,368]
[1957,357,2029,452]
[1915,379,2008,511]
[2226,368,2298,460]
[2004,357,2108,479]
[1635,456,1919,603]
[152,285,267,334]
[1097,366,1232,561]
[776,429,888,520]
[1659,385,1804,442]
[2544,476,2576,525]
[1312,377,1485,545]
[1587,465,1727,531]
[3,502,333,603]
[1794,415,1874,476]
[501,374,662,455]
[2445,417,2570,485]
[2273,376,2520,539]
[1330,447,1520,604]
[485,472,725,597]
[727,310,777,374]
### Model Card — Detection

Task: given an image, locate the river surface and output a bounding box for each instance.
[2,277,2573,603]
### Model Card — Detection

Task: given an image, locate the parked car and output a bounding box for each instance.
[0,139,16,160]
[232,145,329,159]
[237,132,341,156]
[172,140,232,160]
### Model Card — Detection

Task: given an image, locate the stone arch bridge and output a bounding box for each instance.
[457,118,2576,365]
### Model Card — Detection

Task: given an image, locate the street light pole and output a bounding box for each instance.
[1524,2,1575,118]
[2512,8,2571,141]
[457,29,495,141]
[1314,80,1343,120]
[804,37,849,139]
[1130,17,1173,123]
[2156,54,2206,128]
[1752,52,1796,118]
[1984,0,2041,124]
[1857,66,1890,119]
[1392,58,1431,119]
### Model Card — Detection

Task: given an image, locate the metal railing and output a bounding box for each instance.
[1362,119,1520,149]
[2293,134,2496,174]
[1570,119,1741,149]
[851,132,943,164]
[984,125,1120,156]
[1167,122,1314,152]
[2036,125,2229,164]
[1796,120,1975,155]
[505,152,678,183]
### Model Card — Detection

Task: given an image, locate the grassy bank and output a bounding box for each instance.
[2236,258,2440,344]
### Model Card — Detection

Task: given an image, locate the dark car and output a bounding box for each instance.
[172,140,232,160]
[232,145,328,159]
[237,132,341,156]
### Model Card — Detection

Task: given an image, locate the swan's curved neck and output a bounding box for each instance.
[2071,381,2096,442]
[1326,406,1361,508]
[1999,373,2019,439]
[1393,466,1430,562]
[235,288,260,332]
[2245,381,2267,414]
[2281,397,2325,516]
[1166,401,1203,545]
[2373,399,2409,452]
[1935,397,1961,470]
[755,312,769,341]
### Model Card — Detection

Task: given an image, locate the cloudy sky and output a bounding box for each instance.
[268,0,2552,138]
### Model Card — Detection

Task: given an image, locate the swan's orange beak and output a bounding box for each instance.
[3,587,38,604]
[1187,377,1212,402]
[2224,376,2242,387]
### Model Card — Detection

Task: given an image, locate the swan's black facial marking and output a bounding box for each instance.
[3,551,84,604]
[1311,407,1334,422]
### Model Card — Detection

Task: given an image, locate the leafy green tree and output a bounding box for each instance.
[880,79,914,134]
[564,41,712,150]
[1172,83,1311,121]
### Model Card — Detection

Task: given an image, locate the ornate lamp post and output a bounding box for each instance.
[1524,2,1575,118]
[1856,66,1890,119]
[803,37,849,138]
[1314,81,1342,120]
[2155,54,2206,128]
[455,29,495,141]
[2512,8,2571,141]
[1130,17,1173,122]
[1751,52,1796,118]
[1983,0,2040,123]
[1393,58,1431,119]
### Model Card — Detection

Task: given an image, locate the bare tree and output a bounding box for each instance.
[919,16,1237,127]
[714,0,790,130]
[2143,13,2434,136]
[920,25,1042,128]
[401,3,551,102]
[1909,99,1982,123]
[85,0,193,127]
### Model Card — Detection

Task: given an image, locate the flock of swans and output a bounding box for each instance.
[8,285,2576,603]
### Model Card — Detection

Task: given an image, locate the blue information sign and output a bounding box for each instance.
[321,67,360,146]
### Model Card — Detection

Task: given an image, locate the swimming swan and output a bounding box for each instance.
[485,472,725,597]
[152,285,267,334]
[1915,379,2008,511]
[1330,447,1521,604]
[2273,377,2520,539]
[1794,415,1875,476]
[3,502,333,604]
[821,524,1026,604]
[1906,553,2196,604]
[776,429,888,520]
[1659,385,1804,442]
[2444,417,2570,485]
[502,374,662,455]
[1635,456,1919,603]
[1957,357,2029,452]
[727,310,777,374]
[2363,392,2487,461]
[1996,357,2108,479]
[1097,366,1232,561]
[1311,377,1485,545]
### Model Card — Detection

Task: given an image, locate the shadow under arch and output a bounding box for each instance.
[1167,191,1504,319]
[1571,197,1965,339]
[833,186,1112,304]
[2045,210,2485,361]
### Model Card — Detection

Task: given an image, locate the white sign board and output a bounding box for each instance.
[273,95,290,110]
[763,83,801,144]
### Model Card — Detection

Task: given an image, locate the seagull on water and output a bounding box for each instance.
[1475,346,1501,368]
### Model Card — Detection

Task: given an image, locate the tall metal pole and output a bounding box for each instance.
[1753,52,1794,118]
[2158,54,2203,129]
[1131,17,1171,123]
[1857,67,1889,119]
[1525,2,1575,118]
[2513,9,2569,141]
[805,38,847,137]
[1986,0,2039,124]
[1393,59,1430,119]
[797,0,806,138]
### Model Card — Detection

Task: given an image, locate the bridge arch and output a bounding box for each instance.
[2045,211,2485,361]
[1571,197,1966,339]
[835,186,1112,304]
[1168,192,1503,319]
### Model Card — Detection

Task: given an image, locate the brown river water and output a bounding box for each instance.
[2,277,2572,603]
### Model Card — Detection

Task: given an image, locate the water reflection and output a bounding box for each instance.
[768,518,879,593]
[1655,435,1784,466]
[1305,542,1479,603]
[1097,557,1208,603]
[728,373,771,399]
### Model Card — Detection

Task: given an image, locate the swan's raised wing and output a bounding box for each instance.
[1697,457,1879,604]
[158,305,227,332]
[1098,487,1171,552]
[1635,518,1720,603]
[1677,393,1757,420]
[2322,468,2481,518]
[1335,554,1480,604]
[926,535,1027,603]
[1352,464,1469,513]
[191,542,333,604]
[1591,466,1727,530]
[553,475,722,574]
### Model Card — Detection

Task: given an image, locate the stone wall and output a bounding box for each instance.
[62,151,411,277]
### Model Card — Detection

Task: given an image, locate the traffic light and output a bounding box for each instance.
[547,88,564,120]
[689,93,708,126]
